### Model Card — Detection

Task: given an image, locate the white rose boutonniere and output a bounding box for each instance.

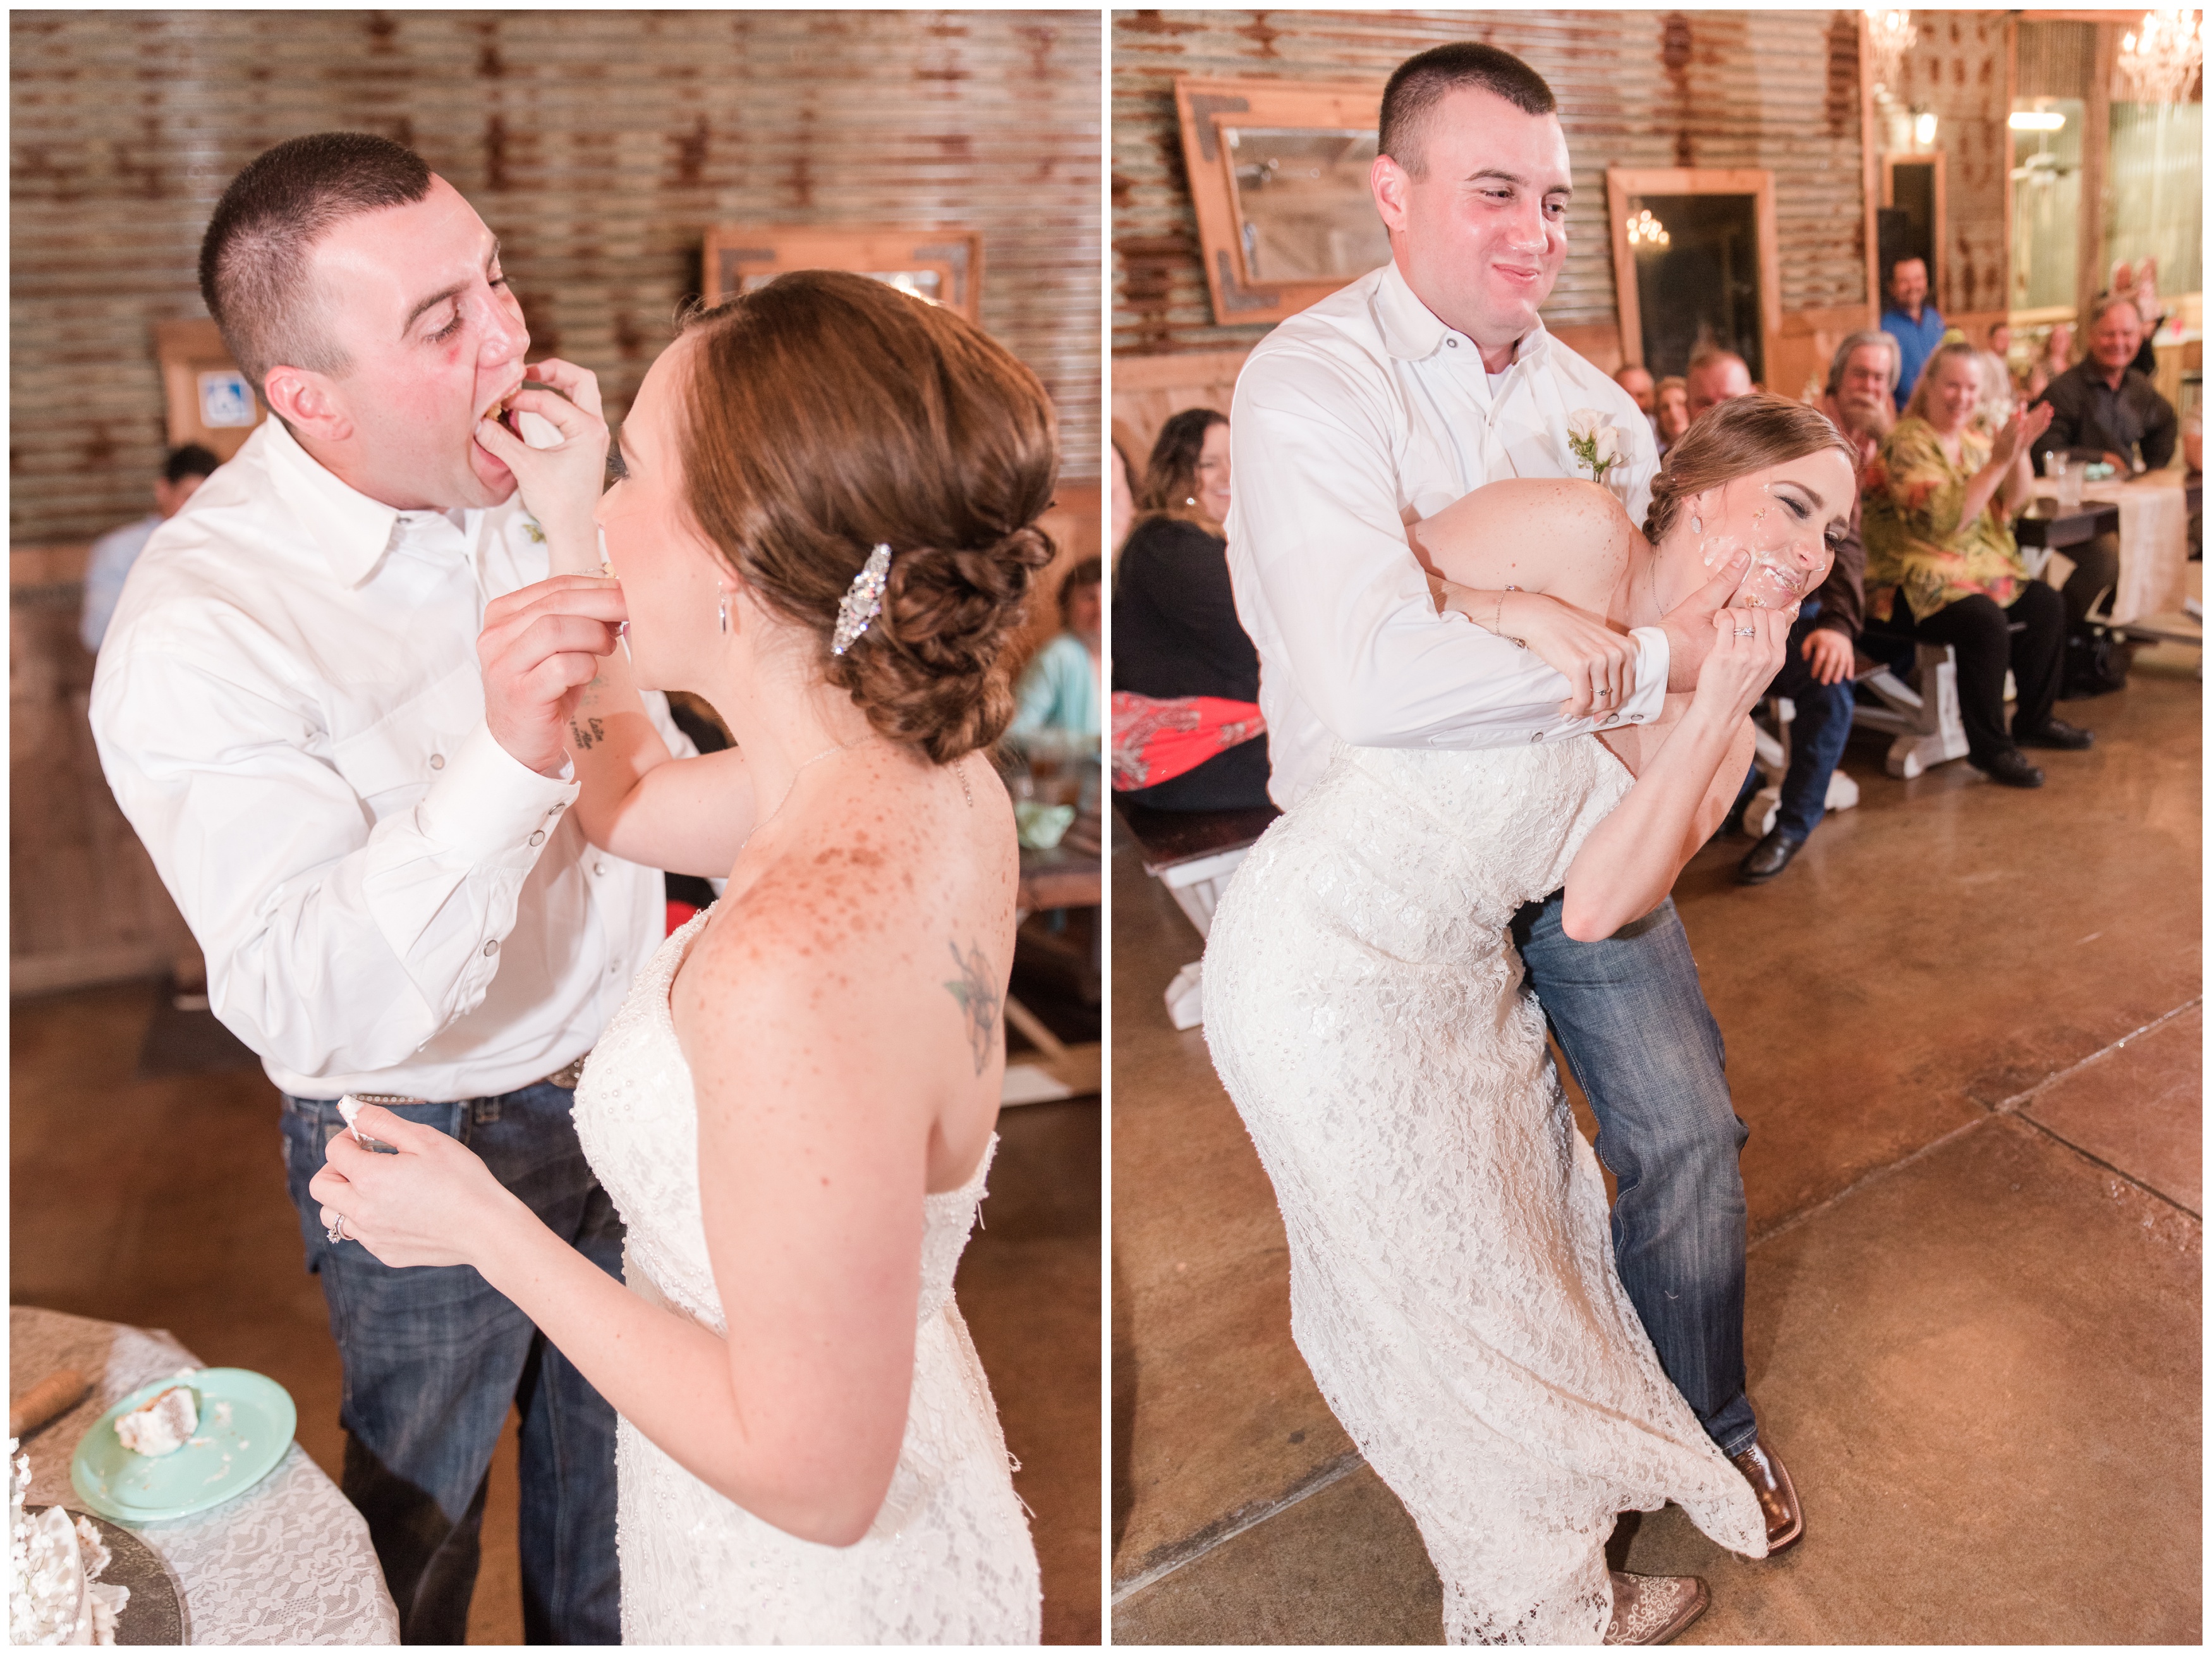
[1565,408,1625,487]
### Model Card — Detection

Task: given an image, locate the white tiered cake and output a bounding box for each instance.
[8,1442,129,1645]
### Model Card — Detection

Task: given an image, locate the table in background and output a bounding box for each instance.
[10,1305,398,1646]
[2017,469,2203,630]
[1004,826,1102,1106]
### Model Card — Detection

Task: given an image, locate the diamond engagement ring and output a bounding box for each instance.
[326,1214,347,1243]
[1735,626,1758,636]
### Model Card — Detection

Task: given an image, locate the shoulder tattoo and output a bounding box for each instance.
[941,939,1002,1076]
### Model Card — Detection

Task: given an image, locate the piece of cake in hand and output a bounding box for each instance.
[112,1387,196,1458]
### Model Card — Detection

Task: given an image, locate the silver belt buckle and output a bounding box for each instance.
[544,1054,589,1091]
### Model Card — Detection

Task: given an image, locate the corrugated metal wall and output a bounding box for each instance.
[11,9,1101,544]
[1885,10,2009,317]
[1114,9,1870,357]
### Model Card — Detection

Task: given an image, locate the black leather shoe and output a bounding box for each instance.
[1735,829,1804,885]
[2014,717,2094,750]
[1971,747,2045,788]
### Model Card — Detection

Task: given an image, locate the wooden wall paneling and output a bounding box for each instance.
[11,9,1103,544]
[1114,10,1871,362]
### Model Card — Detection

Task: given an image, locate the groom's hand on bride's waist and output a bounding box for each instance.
[1658,551,1754,693]
[480,575,628,777]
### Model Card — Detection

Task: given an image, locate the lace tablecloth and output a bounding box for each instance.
[10,1306,399,1645]
[2109,467,2195,625]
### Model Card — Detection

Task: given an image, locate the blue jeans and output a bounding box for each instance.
[1512,894,1759,1457]
[281,1086,623,1644]
[1732,604,1857,843]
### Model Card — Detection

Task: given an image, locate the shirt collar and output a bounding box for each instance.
[1374,259,1551,373]
[258,417,471,589]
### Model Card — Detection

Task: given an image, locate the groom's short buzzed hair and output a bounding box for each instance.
[197,132,434,396]
[1379,43,1557,180]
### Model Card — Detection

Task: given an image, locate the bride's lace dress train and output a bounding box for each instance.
[573,910,1041,1644]
[1203,741,1766,1644]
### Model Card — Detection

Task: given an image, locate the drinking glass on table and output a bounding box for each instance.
[2047,451,2083,513]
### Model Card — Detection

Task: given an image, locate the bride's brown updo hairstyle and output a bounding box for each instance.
[1643,393,1857,546]
[673,270,1059,762]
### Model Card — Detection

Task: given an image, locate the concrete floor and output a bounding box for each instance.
[1110,663,2201,1644]
[9,995,1100,1644]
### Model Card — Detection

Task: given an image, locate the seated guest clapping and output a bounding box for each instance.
[1862,339,2086,789]
[1732,331,1893,884]
[1006,557,1102,764]
[1111,408,1270,811]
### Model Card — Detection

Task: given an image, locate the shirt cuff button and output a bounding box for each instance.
[529,830,545,846]
[482,939,499,957]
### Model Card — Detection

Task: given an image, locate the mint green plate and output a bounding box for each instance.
[70,1369,295,1523]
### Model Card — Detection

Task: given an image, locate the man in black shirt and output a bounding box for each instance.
[2031,293,2178,644]
[2037,294,2179,476]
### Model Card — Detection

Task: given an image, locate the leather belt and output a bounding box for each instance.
[344,1051,590,1110]
[542,1053,590,1091]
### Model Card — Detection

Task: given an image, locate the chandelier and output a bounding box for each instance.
[1864,9,1918,97]
[2114,8,2204,103]
[1625,209,1670,251]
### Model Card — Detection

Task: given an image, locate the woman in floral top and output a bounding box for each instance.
[1862,338,2089,788]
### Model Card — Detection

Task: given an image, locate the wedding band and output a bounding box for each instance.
[326,1215,347,1243]
[1735,626,1758,636]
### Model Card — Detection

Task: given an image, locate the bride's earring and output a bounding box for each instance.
[717,590,731,635]
[1690,513,1704,534]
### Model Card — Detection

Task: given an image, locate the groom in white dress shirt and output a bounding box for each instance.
[91,133,692,1642]
[1226,44,1804,1551]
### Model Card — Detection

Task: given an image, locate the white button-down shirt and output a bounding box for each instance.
[1227,259,1668,809]
[91,417,690,1102]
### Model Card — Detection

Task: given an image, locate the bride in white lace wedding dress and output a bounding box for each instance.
[309,272,1059,1643]
[1204,398,1857,1643]
[571,910,1037,1642]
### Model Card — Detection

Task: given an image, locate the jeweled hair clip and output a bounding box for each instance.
[831,543,893,655]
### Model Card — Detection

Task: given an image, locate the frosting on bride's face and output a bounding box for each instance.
[1667,448,1854,613]
[593,336,730,691]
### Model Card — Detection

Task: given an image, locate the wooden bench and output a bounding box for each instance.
[1113,797,1279,941]
[1849,640,1972,779]
[1114,797,1279,1031]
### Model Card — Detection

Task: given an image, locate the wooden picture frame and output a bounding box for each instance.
[701,227,983,323]
[1606,168,1781,386]
[1880,151,1947,307]
[1172,76,1386,327]
[154,318,264,461]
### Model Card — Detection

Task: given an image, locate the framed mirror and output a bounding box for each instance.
[1221,126,1390,285]
[702,227,983,323]
[1606,168,1780,386]
[1174,76,1386,326]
